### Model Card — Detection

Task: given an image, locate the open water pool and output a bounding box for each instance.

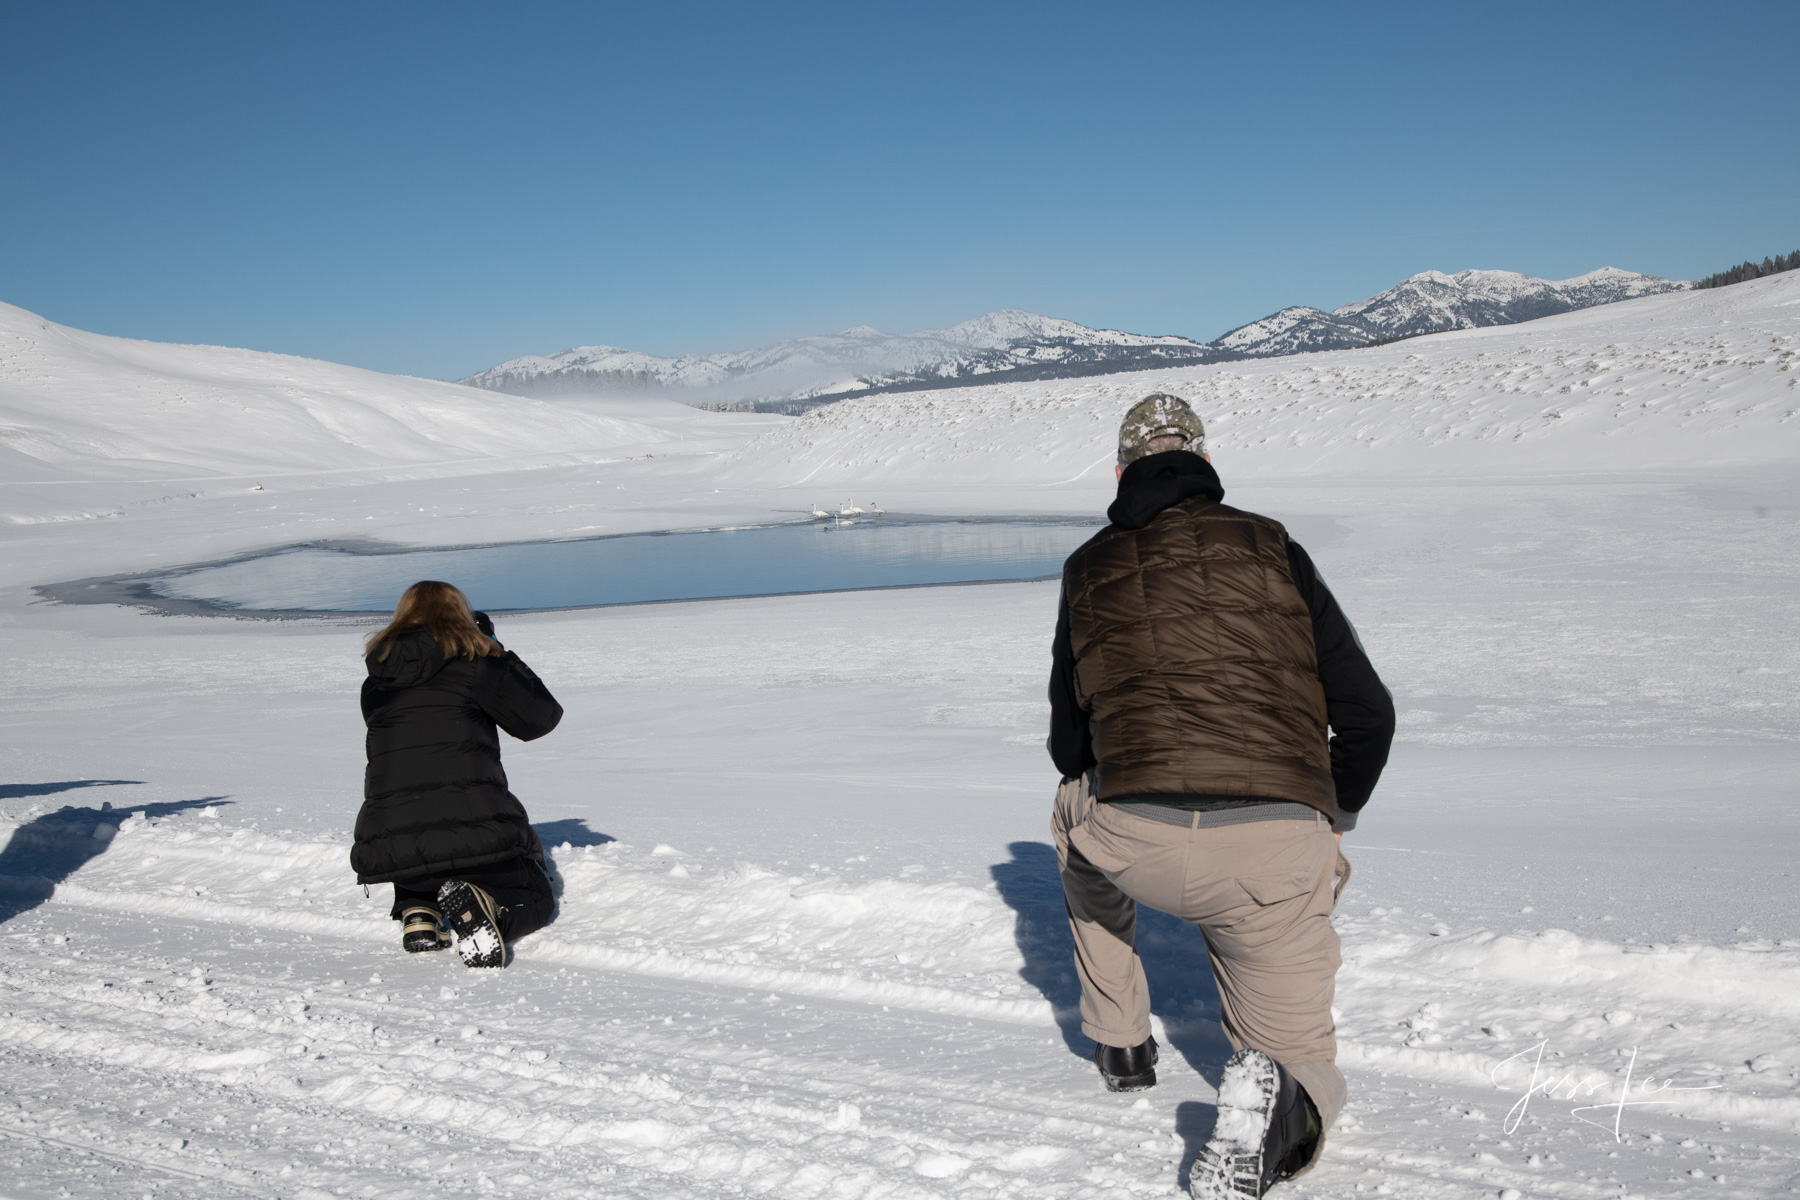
[46,515,1105,616]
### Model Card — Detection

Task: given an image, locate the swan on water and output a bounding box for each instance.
[839,499,863,515]
[870,501,885,515]
[810,502,831,519]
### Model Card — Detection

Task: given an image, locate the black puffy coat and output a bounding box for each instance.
[352,627,563,884]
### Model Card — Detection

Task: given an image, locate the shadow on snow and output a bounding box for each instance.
[990,840,1233,1113]
[0,779,144,801]
[532,818,617,850]
[1174,1100,1220,1191]
[0,786,231,925]
[533,818,616,909]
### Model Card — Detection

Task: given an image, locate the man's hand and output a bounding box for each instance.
[1333,831,1342,845]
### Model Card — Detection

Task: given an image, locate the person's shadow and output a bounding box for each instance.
[0,784,229,924]
[990,841,1232,1088]
[533,818,616,850]
[1174,1100,1219,1191]
[531,818,616,906]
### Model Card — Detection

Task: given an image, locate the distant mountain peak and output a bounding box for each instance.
[1564,265,1635,281]
[462,266,1690,411]
[461,309,1226,411]
[1216,266,1687,357]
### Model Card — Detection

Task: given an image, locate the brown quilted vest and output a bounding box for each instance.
[1062,495,1337,820]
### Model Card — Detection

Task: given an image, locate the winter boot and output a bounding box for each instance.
[1189,1049,1320,1198]
[1095,1035,1158,1092]
[400,906,450,953]
[437,880,506,968]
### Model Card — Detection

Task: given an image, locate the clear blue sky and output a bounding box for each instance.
[3,1,1796,379]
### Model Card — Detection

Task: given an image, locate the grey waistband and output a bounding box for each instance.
[1106,800,1322,829]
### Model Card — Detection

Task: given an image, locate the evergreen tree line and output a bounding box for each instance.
[1695,249,1800,289]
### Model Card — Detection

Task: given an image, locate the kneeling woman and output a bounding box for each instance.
[352,581,563,968]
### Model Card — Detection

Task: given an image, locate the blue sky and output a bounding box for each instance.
[2,1,1796,379]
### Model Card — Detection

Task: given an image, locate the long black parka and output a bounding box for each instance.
[352,627,563,884]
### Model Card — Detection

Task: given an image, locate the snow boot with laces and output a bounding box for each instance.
[400,906,451,953]
[437,880,507,968]
[1189,1048,1320,1198]
[1095,1035,1159,1092]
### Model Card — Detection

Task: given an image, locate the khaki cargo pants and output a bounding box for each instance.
[1052,770,1349,1136]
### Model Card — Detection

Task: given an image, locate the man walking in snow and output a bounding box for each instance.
[1048,393,1394,1197]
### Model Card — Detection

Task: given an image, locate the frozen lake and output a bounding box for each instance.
[134,515,1104,613]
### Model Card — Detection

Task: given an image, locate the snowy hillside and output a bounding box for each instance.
[1209,306,1370,357]
[0,300,754,484]
[461,309,1222,411]
[1216,267,1687,356]
[726,269,1800,486]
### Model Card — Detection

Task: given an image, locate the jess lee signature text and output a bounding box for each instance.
[1489,1040,1720,1141]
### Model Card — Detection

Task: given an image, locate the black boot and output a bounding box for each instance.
[1190,1048,1321,1197]
[1261,1064,1321,1191]
[1095,1035,1158,1092]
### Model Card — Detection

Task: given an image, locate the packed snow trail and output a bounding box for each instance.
[2,800,1798,1199]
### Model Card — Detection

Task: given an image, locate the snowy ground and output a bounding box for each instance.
[2,279,1798,1199]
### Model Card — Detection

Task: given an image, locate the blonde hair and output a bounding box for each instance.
[365,580,500,662]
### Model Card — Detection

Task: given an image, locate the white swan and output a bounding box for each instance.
[870,501,885,515]
[839,499,863,515]
[810,502,831,519]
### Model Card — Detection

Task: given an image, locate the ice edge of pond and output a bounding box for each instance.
[31,515,1100,622]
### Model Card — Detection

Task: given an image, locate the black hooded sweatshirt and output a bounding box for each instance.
[352,627,564,884]
[1048,450,1395,830]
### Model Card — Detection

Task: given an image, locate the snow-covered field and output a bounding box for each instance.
[1,276,1798,1199]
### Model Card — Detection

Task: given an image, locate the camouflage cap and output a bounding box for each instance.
[1117,393,1205,464]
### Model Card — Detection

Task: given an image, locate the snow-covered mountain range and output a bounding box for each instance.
[459,310,1223,412]
[1211,266,1688,356]
[463,267,1688,409]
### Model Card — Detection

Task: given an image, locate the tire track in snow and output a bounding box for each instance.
[50,879,1064,1027]
[0,948,1095,1141]
[0,1122,274,1197]
[0,914,1172,1199]
[10,811,1800,1196]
